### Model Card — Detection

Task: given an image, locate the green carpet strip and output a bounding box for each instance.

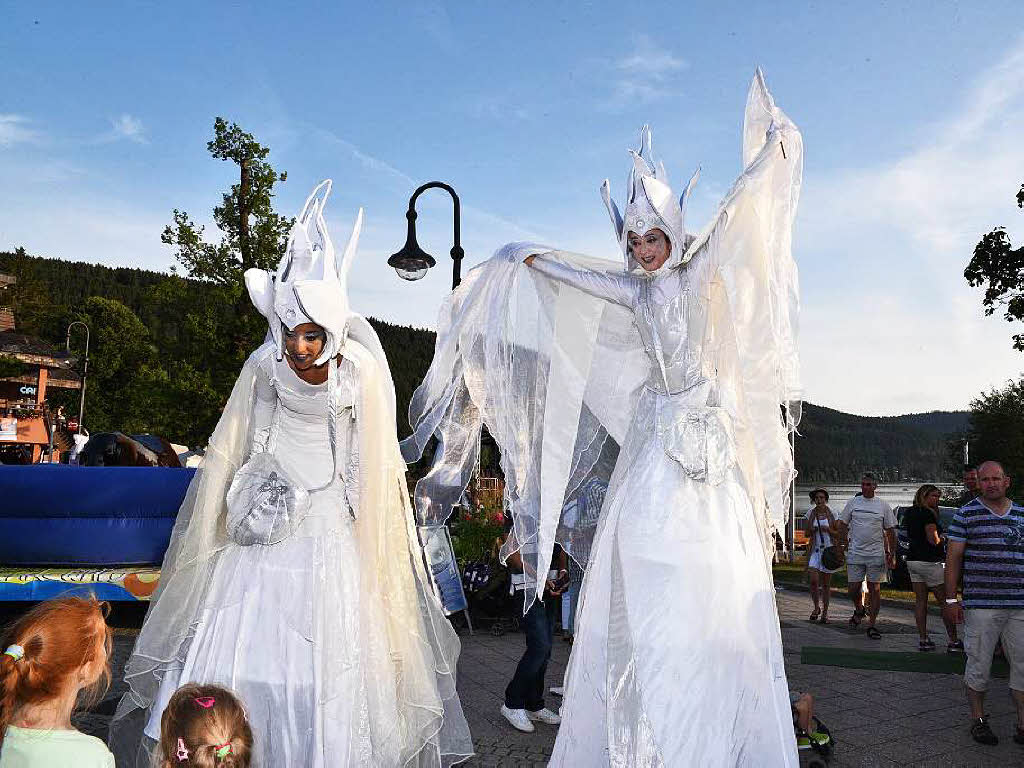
[800,646,1009,677]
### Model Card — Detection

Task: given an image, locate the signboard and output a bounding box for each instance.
[0,381,35,401]
[0,417,16,440]
[417,524,469,616]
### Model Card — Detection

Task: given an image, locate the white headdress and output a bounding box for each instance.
[600,125,700,272]
[244,179,363,366]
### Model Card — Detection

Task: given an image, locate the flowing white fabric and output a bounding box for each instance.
[402,71,802,766]
[109,340,472,767]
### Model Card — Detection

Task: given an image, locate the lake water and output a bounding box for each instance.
[793,483,961,514]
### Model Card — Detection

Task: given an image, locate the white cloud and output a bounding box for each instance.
[608,36,687,106]
[108,113,148,144]
[797,36,1024,415]
[0,114,40,147]
[0,195,170,269]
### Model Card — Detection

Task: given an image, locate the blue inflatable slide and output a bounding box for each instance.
[0,465,193,601]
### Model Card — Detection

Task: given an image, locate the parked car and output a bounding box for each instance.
[891,505,959,589]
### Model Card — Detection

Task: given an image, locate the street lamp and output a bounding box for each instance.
[66,321,90,435]
[388,182,465,289]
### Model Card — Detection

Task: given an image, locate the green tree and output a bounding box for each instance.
[963,377,1024,496]
[68,297,166,435]
[156,118,292,440]
[160,117,291,363]
[965,182,1024,351]
[162,118,291,285]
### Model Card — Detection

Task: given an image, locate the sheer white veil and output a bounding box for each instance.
[402,70,802,611]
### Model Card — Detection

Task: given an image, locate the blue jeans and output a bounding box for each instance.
[504,595,557,710]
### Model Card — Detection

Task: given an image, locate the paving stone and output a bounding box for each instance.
[41,586,1024,765]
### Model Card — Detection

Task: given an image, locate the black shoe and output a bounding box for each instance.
[1014,726,1024,745]
[970,716,999,746]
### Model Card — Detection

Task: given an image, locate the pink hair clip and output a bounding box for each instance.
[194,696,216,709]
[176,737,190,761]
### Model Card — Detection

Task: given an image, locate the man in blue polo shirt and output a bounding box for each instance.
[944,461,1024,747]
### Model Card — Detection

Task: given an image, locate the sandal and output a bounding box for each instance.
[919,638,936,652]
[970,716,999,746]
[848,607,866,627]
[866,626,882,640]
[809,609,820,623]
[947,639,965,654]
[819,612,829,625]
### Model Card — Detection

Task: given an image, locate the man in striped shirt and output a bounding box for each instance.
[944,461,1024,746]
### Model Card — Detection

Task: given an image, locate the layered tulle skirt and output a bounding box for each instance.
[147,491,400,766]
[550,387,798,767]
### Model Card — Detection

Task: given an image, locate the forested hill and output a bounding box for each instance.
[0,248,437,443]
[797,403,968,483]
[0,250,968,479]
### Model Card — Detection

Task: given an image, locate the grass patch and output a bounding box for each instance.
[773,562,916,603]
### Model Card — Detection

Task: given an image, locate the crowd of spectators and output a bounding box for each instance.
[804,460,1023,748]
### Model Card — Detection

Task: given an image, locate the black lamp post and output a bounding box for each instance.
[65,321,89,435]
[388,182,465,289]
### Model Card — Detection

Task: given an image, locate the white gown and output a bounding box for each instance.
[530,252,797,767]
[115,347,472,768]
[146,356,379,764]
[401,72,801,768]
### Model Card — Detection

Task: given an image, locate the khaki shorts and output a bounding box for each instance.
[906,560,945,588]
[846,559,887,584]
[964,608,1024,692]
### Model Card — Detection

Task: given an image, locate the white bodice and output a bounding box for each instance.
[251,354,359,508]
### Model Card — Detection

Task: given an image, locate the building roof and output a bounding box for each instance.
[0,331,76,370]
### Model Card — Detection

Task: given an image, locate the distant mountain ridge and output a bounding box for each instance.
[797,403,967,483]
[0,250,968,479]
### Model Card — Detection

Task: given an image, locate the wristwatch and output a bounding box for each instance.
[944,598,960,604]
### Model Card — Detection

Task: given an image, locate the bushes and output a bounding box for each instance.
[450,498,504,567]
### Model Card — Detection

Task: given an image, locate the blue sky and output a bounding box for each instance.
[2,1,1023,415]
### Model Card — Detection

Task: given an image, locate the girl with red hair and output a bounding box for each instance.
[0,596,114,767]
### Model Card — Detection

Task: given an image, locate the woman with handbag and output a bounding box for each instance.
[804,488,841,623]
[904,483,962,653]
[109,181,472,767]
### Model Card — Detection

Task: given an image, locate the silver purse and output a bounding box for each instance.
[225,359,343,546]
[225,452,311,545]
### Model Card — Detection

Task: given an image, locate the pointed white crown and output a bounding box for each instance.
[244,179,363,365]
[601,125,700,271]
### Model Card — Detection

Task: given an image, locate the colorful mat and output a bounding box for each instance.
[0,566,160,601]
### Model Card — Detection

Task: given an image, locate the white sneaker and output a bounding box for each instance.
[527,707,562,725]
[500,705,535,732]
[549,686,564,697]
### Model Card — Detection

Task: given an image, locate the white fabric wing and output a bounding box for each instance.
[403,70,801,608]
[682,68,803,541]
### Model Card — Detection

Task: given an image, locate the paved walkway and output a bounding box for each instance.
[63,588,1023,766]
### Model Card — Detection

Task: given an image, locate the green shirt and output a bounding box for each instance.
[1,725,114,768]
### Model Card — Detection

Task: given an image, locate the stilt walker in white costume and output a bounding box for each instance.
[109,181,473,767]
[402,71,802,766]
